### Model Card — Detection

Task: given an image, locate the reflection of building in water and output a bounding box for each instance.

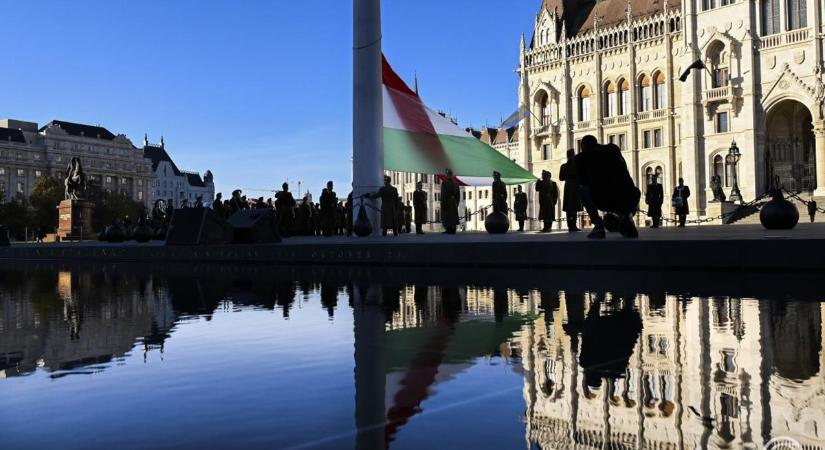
[0,271,175,378]
[521,293,825,449]
[386,286,538,331]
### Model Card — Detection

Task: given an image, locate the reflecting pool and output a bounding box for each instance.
[1,264,823,450]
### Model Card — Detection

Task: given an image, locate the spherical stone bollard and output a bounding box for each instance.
[760,189,799,230]
[106,224,127,243]
[353,204,373,237]
[134,224,153,243]
[484,211,510,234]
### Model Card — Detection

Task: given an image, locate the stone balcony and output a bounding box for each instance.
[637,109,668,122]
[532,123,559,138]
[759,28,812,50]
[602,114,631,127]
[574,120,596,131]
[703,85,740,119]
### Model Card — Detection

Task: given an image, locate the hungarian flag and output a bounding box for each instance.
[382,56,537,186]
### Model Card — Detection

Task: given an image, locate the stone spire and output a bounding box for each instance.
[143,133,149,147]
[160,136,165,149]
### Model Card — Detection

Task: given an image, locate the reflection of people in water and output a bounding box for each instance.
[493,287,509,323]
[579,296,643,390]
[320,284,338,318]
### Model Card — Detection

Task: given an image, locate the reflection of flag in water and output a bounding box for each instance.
[383,56,536,186]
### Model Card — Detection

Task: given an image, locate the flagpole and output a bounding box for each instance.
[353,0,384,237]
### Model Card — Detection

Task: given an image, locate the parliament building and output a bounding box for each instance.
[514,0,825,224]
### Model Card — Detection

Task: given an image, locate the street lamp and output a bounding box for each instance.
[726,139,743,203]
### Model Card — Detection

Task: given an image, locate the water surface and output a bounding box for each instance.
[1,265,823,450]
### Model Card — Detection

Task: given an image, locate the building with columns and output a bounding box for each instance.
[518,0,825,224]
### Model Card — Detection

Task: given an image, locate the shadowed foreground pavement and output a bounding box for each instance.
[1,223,823,271]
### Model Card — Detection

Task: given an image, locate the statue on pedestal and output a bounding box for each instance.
[64,157,87,200]
[710,175,726,202]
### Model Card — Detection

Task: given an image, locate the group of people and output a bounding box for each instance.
[204,134,699,239]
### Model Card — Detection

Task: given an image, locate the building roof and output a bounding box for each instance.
[0,127,27,144]
[143,145,182,176]
[185,172,205,188]
[39,120,117,140]
[541,0,677,39]
[479,127,498,145]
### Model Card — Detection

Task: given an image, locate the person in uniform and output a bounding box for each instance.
[413,181,428,235]
[645,174,664,228]
[491,171,507,214]
[535,170,559,232]
[212,193,225,219]
[559,149,582,232]
[320,181,337,237]
[275,182,297,236]
[575,135,641,238]
[296,195,312,235]
[513,185,528,231]
[672,178,690,227]
[440,169,460,234]
[368,175,400,236]
[345,192,354,236]
[404,201,413,234]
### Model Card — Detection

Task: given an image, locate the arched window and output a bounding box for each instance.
[654,72,667,109]
[604,82,617,117]
[537,91,550,127]
[578,86,591,122]
[713,155,724,183]
[619,79,630,115]
[725,155,734,187]
[708,42,728,88]
[639,75,652,112]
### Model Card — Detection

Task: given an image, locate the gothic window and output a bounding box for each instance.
[713,155,725,183]
[604,82,617,117]
[537,91,551,127]
[762,0,780,35]
[578,86,591,122]
[654,72,667,109]
[708,42,729,88]
[619,79,630,114]
[639,75,652,112]
[787,0,807,30]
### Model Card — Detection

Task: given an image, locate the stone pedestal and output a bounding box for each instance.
[706,201,737,223]
[57,200,95,241]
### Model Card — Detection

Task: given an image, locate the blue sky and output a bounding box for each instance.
[2,1,539,198]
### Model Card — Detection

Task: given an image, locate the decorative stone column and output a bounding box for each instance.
[814,124,825,197]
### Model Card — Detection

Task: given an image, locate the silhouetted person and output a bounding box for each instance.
[395,196,404,235]
[441,169,460,234]
[513,185,528,231]
[645,174,664,228]
[579,298,643,389]
[296,196,312,235]
[275,182,296,236]
[672,178,690,227]
[808,197,817,223]
[404,201,413,234]
[212,192,225,219]
[413,181,428,234]
[320,181,337,237]
[559,149,582,232]
[368,175,400,236]
[166,198,175,223]
[345,192,354,236]
[574,135,641,239]
[336,201,346,235]
[229,190,245,214]
[491,171,507,214]
[535,170,559,232]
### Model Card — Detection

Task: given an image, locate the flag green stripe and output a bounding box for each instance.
[383,127,536,185]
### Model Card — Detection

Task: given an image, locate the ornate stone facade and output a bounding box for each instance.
[518,0,825,224]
